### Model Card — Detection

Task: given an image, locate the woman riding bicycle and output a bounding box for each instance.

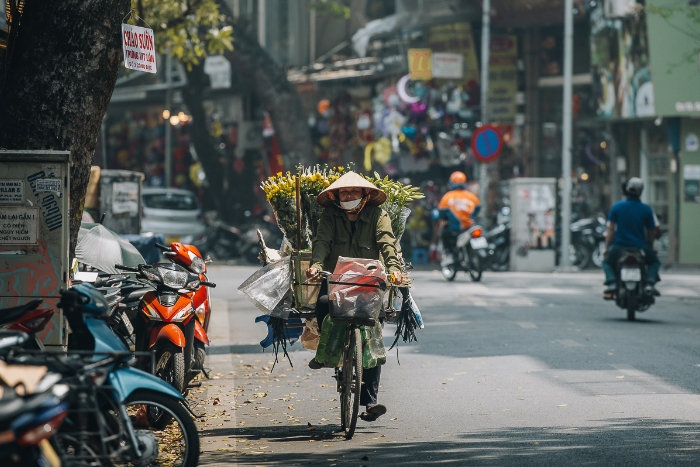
[305,171,403,422]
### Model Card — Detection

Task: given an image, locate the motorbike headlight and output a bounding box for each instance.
[158,267,188,289]
[190,256,205,274]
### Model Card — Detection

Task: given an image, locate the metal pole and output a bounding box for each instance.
[164,52,173,188]
[560,0,573,268]
[100,114,107,169]
[478,0,490,219]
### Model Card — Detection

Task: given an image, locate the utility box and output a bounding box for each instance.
[509,178,557,272]
[0,150,71,348]
[99,170,144,234]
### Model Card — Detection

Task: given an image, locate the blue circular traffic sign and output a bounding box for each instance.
[471,125,503,163]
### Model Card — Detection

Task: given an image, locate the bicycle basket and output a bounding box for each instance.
[328,273,385,325]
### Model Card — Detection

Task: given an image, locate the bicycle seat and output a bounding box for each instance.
[0,299,43,325]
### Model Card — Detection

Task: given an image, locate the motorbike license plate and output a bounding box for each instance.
[620,268,641,282]
[470,237,488,249]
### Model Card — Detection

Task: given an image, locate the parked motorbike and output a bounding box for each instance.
[155,241,212,378]
[0,332,68,467]
[53,284,200,464]
[609,249,655,321]
[115,262,215,395]
[0,299,56,349]
[440,224,491,282]
[193,212,282,263]
[485,221,510,272]
[568,216,607,269]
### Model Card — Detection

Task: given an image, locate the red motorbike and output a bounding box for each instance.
[155,242,212,333]
[0,299,57,349]
[115,262,215,395]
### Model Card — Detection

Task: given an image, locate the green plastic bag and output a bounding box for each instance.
[314,315,386,369]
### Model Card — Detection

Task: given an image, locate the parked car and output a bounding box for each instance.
[141,188,206,243]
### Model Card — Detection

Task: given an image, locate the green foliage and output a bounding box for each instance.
[309,0,351,19]
[128,0,233,69]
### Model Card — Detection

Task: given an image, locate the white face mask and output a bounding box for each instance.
[340,198,363,210]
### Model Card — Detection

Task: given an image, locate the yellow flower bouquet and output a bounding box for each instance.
[261,165,424,252]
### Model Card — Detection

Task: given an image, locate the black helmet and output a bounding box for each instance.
[625,177,644,197]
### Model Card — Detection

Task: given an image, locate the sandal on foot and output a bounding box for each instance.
[308,359,323,370]
[366,404,386,416]
[360,412,379,422]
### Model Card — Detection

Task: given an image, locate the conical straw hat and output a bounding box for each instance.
[316,172,387,207]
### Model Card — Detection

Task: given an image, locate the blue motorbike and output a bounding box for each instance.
[6,284,200,466]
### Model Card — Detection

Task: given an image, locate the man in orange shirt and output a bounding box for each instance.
[436,171,481,258]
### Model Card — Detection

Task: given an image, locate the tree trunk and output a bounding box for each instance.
[226,21,313,169]
[183,21,313,224]
[180,63,225,215]
[0,0,130,258]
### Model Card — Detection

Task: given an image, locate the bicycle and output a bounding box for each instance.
[288,270,392,440]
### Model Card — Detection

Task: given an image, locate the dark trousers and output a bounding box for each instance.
[602,244,660,285]
[315,281,382,408]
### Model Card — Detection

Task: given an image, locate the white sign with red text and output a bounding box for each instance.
[121,24,157,74]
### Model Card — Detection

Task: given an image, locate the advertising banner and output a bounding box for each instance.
[121,23,157,74]
[432,53,463,79]
[487,35,518,122]
[408,49,432,80]
[427,22,480,88]
[590,4,655,118]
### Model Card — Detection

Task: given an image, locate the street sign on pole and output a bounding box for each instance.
[479,0,491,216]
[471,124,503,163]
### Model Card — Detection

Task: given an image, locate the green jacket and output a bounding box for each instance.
[311,205,402,274]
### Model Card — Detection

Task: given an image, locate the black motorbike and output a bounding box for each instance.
[440,224,491,282]
[193,212,282,263]
[610,249,655,321]
[485,221,510,272]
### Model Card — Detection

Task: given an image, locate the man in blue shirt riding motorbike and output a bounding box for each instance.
[602,177,661,299]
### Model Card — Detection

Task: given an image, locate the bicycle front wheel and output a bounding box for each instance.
[340,327,362,439]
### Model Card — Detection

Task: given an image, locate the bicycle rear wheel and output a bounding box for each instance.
[340,327,362,439]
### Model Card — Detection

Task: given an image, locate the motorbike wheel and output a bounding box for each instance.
[155,344,186,393]
[626,294,636,321]
[441,263,457,281]
[125,390,200,467]
[568,242,591,269]
[468,249,482,282]
[591,243,605,269]
[489,246,509,272]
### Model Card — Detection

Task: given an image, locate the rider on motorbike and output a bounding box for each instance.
[305,172,403,423]
[603,177,661,299]
[435,171,481,258]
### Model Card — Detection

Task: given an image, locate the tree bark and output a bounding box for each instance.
[226,21,313,169]
[0,0,129,258]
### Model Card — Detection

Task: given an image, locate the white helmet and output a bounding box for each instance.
[625,177,644,197]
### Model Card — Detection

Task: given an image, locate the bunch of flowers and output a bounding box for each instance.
[365,172,425,244]
[261,165,424,255]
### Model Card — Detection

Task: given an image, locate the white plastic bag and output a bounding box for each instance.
[238,256,292,318]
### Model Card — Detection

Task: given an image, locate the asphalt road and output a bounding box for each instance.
[195,265,700,466]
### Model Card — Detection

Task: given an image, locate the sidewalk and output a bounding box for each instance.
[194,266,385,466]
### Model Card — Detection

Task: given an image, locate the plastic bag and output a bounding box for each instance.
[315,315,385,369]
[301,317,321,350]
[329,257,386,324]
[238,256,292,318]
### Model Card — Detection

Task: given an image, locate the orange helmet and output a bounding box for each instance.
[449,171,467,186]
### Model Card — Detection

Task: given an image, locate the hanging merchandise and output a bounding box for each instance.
[435,131,466,167]
[364,138,392,171]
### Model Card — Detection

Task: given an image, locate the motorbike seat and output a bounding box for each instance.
[0,299,43,326]
[0,391,55,425]
[121,286,153,305]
